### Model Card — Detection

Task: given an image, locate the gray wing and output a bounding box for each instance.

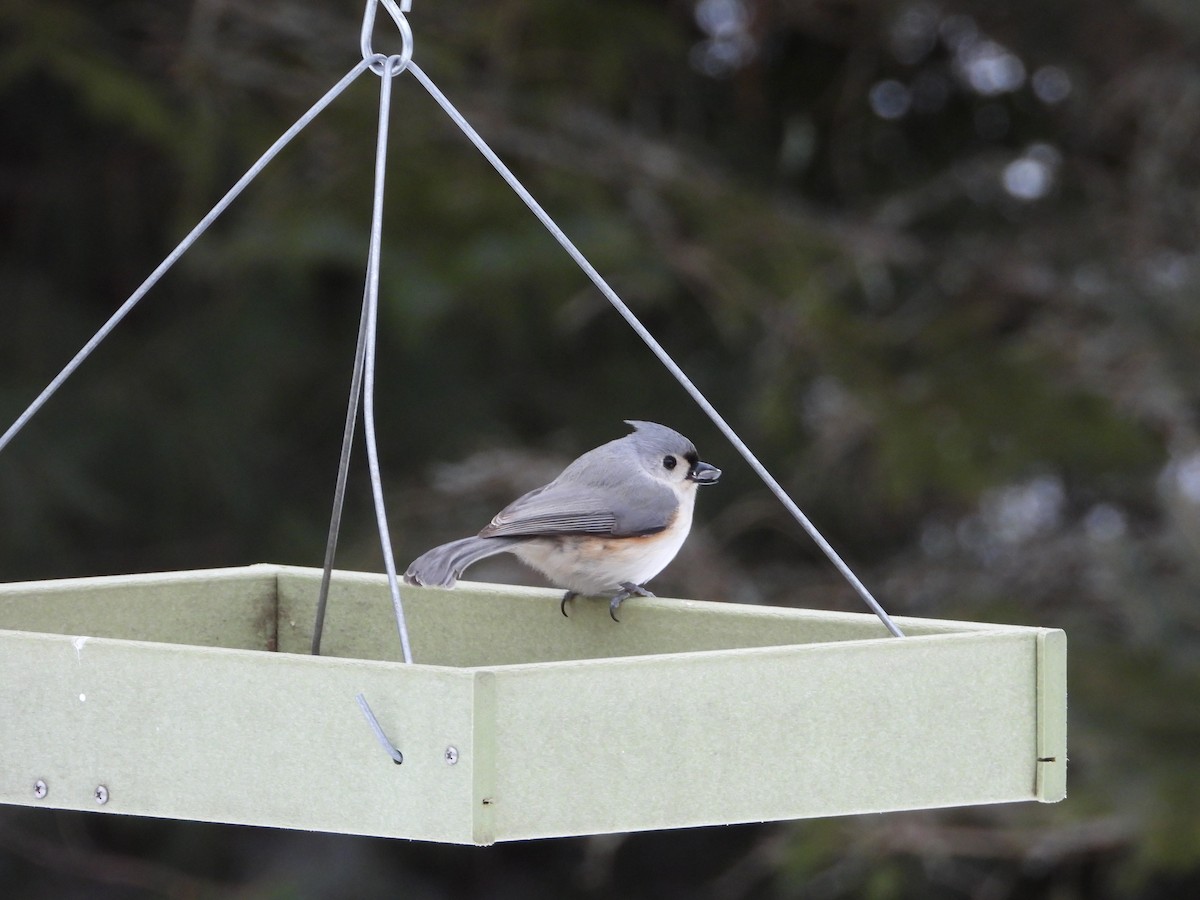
[479,480,677,539]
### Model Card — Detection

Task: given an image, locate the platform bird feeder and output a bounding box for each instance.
[0,1,1065,845]
[0,565,1066,844]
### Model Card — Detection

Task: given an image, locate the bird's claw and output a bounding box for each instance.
[609,582,655,622]
[561,584,654,622]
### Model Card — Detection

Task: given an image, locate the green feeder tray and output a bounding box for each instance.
[0,564,1066,845]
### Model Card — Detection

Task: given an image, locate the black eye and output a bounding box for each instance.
[662,455,677,471]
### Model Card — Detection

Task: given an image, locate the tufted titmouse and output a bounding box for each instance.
[403,420,720,620]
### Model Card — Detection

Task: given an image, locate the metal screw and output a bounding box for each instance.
[33,780,47,799]
[94,785,109,805]
[444,746,459,765]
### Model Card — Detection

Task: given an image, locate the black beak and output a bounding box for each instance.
[688,461,721,484]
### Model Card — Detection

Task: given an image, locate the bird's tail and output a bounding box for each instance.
[402,536,523,588]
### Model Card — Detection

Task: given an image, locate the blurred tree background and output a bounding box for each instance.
[3,0,1200,896]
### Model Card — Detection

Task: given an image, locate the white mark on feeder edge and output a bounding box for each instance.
[73,635,89,660]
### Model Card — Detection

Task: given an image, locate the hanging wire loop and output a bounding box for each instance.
[361,0,414,76]
[309,0,416,663]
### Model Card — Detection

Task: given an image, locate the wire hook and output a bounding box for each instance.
[356,693,404,764]
[361,0,414,76]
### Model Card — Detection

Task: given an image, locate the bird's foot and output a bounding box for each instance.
[609,582,655,622]
[560,591,578,618]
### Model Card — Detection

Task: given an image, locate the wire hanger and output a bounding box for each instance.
[0,1,905,674]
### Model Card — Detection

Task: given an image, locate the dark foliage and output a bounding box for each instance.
[3,0,1200,896]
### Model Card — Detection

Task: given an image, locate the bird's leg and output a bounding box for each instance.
[560,590,578,618]
[609,582,656,622]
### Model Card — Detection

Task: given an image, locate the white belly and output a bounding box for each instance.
[512,501,694,595]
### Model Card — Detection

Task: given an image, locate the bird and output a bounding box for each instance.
[403,420,720,620]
